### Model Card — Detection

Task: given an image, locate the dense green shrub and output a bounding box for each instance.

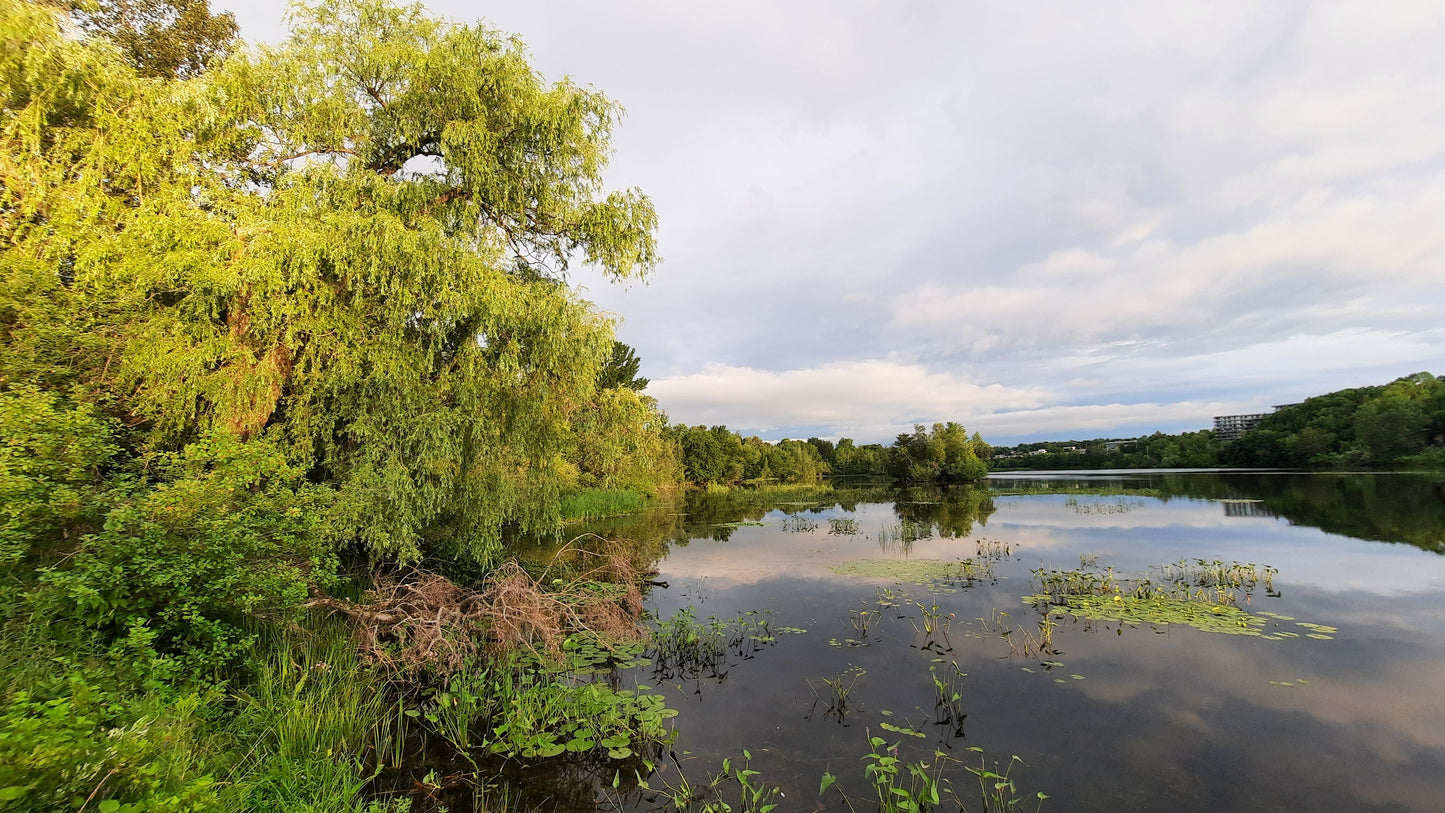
[0,386,118,574]
[35,435,336,676]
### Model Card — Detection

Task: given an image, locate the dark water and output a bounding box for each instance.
[512,471,1445,812]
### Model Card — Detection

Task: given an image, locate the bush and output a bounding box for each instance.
[34,434,338,677]
[0,672,222,812]
[0,386,118,574]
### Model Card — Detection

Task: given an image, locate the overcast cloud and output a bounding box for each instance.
[221,0,1445,444]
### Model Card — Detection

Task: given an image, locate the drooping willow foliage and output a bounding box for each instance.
[1,0,672,565]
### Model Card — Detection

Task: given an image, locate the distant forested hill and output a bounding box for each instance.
[990,372,1445,471]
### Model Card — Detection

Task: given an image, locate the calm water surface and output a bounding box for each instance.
[519,471,1445,812]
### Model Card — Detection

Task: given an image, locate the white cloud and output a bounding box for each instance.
[970,401,1241,439]
[649,360,1048,435]
[219,0,1445,442]
[889,180,1445,353]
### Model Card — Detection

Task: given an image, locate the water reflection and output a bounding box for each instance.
[992,470,1445,553]
[481,473,1445,813]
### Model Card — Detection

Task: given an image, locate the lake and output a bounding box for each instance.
[502,471,1445,812]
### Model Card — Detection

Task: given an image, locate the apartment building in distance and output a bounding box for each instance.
[1212,413,1269,441]
[1213,404,1299,441]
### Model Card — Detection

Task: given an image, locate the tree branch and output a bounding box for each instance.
[264,147,357,168]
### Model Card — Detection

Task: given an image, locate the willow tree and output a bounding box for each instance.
[1,0,659,563]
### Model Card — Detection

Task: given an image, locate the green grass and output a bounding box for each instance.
[225,622,405,812]
[0,612,404,813]
[559,489,648,521]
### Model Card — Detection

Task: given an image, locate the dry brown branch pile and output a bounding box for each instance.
[314,538,648,678]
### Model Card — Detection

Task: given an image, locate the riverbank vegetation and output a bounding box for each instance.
[1,0,679,808]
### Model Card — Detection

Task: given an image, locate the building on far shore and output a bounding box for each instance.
[1212,412,1269,441]
[1213,404,1301,441]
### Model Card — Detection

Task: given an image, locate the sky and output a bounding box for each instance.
[219,0,1445,445]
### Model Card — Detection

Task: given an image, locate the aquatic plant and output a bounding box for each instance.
[829,518,862,535]
[781,515,819,533]
[861,736,951,813]
[911,599,955,651]
[1023,558,1321,639]
[929,662,967,740]
[877,523,915,556]
[630,749,783,813]
[965,748,1049,813]
[975,537,1014,560]
[807,666,866,725]
[649,607,730,681]
[877,519,933,552]
[990,484,1163,498]
[648,608,784,682]
[1063,496,1145,514]
[850,608,880,641]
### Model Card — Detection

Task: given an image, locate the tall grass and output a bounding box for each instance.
[224,620,407,812]
[559,489,647,521]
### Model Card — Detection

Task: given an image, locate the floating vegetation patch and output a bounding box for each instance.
[828,517,861,535]
[712,520,766,529]
[1025,558,1332,640]
[1025,594,1271,636]
[830,558,994,583]
[1034,558,1279,609]
[1295,622,1337,640]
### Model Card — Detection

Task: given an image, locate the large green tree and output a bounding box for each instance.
[69,0,239,78]
[1,0,660,564]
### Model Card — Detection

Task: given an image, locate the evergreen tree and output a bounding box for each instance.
[598,341,649,391]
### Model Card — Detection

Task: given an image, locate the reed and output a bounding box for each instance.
[559,489,647,521]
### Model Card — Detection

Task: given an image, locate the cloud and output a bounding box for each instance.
[649,360,1048,436]
[219,0,1445,443]
[968,401,1239,439]
[889,180,1445,356]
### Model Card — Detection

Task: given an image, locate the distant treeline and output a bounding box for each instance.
[992,372,1445,471]
[668,422,990,486]
[991,431,1221,470]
